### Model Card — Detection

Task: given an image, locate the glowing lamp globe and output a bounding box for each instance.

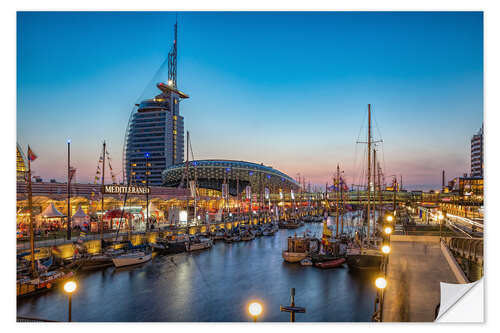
[386,215,393,222]
[384,227,392,235]
[64,281,77,294]
[381,245,391,254]
[375,277,387,289]
[248,302,263,317]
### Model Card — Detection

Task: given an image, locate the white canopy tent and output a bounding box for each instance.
[36,203,64,227]
[72,205,90,227]
[40,203,64,218]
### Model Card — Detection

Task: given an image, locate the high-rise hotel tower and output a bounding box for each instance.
[471,124,483,178]
[124,22,189,185]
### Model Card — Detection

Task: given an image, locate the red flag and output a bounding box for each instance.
[27,145,37,161]
[69,167,76,182]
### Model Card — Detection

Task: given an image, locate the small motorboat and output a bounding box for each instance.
[213,229,226,241]
[314,257,346,269]
[112,251,152,268]
[72,254,113,271]
[278,220,301,229]
[240,231,255,241]
[262,228,274,236]
[187,236,213,251]
[300,258,313,266]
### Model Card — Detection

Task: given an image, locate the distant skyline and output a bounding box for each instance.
[17,11,483,190]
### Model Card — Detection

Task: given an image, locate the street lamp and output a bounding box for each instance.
[438,211,445,239]
[63,280,77,322]
[381,244,391,254]
[248,301,263,322]
[375,277,387,289]
[384,226,392,235]
[386,215,393,222]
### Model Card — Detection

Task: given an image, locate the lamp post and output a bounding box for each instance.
[248,301,263,322]
[63,280,77,322]
[374,276,387,322]
[438,211,445,239]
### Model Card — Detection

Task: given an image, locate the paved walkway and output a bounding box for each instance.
[382,237,459,322]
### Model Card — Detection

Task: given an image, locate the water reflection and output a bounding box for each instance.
[17,220,376,322]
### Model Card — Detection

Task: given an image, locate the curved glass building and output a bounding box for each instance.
[162,159,299,196]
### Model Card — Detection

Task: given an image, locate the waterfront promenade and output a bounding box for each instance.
[382,235,461,322]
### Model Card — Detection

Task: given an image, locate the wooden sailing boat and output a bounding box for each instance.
[346,104,383,270]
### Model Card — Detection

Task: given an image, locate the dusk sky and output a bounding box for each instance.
[17,11,483,190]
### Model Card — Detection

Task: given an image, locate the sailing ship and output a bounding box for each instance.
[346,104,383,270]
[17,146,75,298]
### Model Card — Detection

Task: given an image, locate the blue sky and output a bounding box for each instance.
[17,11,483,189]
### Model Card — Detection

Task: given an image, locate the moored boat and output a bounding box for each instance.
[278,219,301,229]
[186,236,213,251]
[17,270,74,298]
[282,234,319,263]
[345,248,382,270]
[300,258,313,266]
[112,251,152,268]
[315,257,346,269]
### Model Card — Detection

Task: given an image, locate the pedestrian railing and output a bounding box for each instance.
[17,316,58,322]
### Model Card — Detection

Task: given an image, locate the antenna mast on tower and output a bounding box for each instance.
[168,18,178,88]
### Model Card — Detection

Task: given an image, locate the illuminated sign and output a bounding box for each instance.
[102,185,150,194]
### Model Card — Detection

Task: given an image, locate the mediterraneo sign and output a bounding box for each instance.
[102,185,151,194]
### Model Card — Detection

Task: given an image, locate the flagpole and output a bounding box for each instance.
[67,140,71,240]
[27,147,36,276]
[101,141,106,242]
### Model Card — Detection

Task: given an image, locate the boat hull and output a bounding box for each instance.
[187,240,213,251]
[112,253,152,268]
[79,255,113,271]
[346,254,382,270]
[315,258,346,269]
[282,251,308,263]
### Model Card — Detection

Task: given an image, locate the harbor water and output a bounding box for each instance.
[17,222,378,322]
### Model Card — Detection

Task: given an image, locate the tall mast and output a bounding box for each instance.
[336,165,340,236]
[27,150,36,276]
[185,131,190,222]
[100,141,106,242]
[367,104,372,242]
[67,141,71,240]
[168,19,178,88]
[378,162,382,223]
[373,148,377,226]
[340,169,344,234]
